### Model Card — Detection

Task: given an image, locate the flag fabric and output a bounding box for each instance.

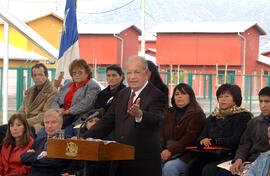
[57,0,80,80]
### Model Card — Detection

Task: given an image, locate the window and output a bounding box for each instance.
[264,70,268,75]
[218,70,235,84]
[167,69,187,84]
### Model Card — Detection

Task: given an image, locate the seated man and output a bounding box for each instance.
[245,126,270,176]
[18,63,57,133]
[217,86,270,176]
[21,109,70,176]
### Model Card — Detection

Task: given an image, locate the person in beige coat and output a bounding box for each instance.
[18,63,57,133]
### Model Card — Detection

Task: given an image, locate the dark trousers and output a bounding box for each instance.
[184,156,233,176]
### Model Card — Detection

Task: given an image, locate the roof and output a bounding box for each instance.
[151,22,266,35]
[78,24,141,35]
[25,13,63,24]
[0,42,49,61]
[257,54,270,66]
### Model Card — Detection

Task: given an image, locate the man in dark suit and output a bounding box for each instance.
[82,55,167,176]
[21,109,69,176]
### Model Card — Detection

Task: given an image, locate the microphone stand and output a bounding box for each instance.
[77,120,88,176]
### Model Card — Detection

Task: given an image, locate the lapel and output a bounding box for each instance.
[120,88,132,120]
[136,82,151,109]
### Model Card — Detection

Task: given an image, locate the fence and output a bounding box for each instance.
[1,67,270,115]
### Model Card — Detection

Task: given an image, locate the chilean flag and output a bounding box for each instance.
[57,0,80,80]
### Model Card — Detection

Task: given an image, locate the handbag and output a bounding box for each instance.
[187,146,233,161]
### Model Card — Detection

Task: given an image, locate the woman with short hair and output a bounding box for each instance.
[185,84,252,176]
[0,113,34,175]
[50,58,101,135]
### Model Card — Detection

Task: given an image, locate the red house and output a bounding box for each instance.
[78,24,141,68]
[152,22,269,96]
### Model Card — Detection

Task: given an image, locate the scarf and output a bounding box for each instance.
[210,105,252,119]
[64,78,89,110]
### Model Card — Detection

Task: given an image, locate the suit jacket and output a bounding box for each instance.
[18,80,57,132]
[83,82,167,176]
[21,137,69,176]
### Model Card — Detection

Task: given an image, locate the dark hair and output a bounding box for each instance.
[106,64,123,76]
[258,86,270,97]
[31,63,48,76]
[171,83,198,108]
[147,60,168,95]
[69,58,93,79]
[2,113,33,148]
[216,84,242,107]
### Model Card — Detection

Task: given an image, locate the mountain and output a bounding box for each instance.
[77,0,270,50]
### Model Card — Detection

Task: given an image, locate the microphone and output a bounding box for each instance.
[77,108,105,139]
[84,108,105,122]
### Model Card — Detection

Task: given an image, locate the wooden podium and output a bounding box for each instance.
[47,138,135,161]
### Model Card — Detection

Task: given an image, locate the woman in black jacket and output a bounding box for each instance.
[185,84,253,176]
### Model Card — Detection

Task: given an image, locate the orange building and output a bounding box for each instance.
[152,22,269,97]
[78,24,141,68]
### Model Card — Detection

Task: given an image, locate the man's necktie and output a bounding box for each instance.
[127,91,136,111]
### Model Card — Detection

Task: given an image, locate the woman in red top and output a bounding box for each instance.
[0,113,34,175]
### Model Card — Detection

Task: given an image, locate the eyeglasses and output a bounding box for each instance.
[72,70,85,76]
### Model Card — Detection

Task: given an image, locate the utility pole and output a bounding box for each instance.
[140,0,145,57]
[3,0,9,124]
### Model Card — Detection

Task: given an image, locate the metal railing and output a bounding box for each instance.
[1,67,269,116]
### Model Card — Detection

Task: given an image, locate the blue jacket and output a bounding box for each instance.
[21,137,69,176]
[246,151,270,176]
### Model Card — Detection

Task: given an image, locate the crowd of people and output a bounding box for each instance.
[0,55,269,176]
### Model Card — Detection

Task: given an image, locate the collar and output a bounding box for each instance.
[133,80,148,99]
[260,114,270,122]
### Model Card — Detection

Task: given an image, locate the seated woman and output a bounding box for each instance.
[0,113,34,175]
[84,64,125,131]
[160,83,206,176]
[185,84,253,176]
[37,59,101,137]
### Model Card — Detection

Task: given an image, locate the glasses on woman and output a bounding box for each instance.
[72,70,85,76]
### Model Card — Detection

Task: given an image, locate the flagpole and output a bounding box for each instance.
[3,0,9,124]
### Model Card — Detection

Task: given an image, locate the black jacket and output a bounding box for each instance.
[197,112,252,150]
[94,83,126,112]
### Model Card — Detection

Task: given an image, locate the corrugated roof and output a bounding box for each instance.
[257,54,270,66]
[151,22,266,35]
[0,42,49,61]
[78,23,141,34]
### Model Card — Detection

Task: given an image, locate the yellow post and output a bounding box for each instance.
[224,61,228,84]
[216,63,219,87]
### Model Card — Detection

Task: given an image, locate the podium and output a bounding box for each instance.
[47,138,135,161]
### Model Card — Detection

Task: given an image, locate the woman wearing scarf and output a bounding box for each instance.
[185,84,252,176]
[50,58,101,136]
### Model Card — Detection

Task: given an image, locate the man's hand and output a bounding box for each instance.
[200,138,212,147]
[59,108,65,115]
[127,98,142,118]
[230,158,243,175]
[27,149,35,152]
[161,149,171,162]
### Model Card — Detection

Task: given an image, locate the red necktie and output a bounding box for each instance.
[127,91,136,111]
